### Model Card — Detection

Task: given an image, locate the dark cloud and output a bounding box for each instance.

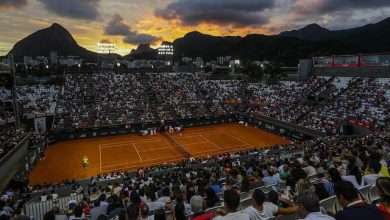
[294,0,390,15]
[0,0,27,9]
[123,33,162,45]
[38,0,100,20]
[104,14,135,35]
[155,0,275,28]
[105,14,162,45]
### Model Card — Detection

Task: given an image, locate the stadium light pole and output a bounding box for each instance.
[78,63,81,75]
[8,54,21,129]
[116,62,120,74]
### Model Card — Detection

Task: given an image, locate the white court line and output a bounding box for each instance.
[133,144,143,162]
[99,137,162,146]
[221,131,255,147]
[181,141,208,146]
[101,156,184,173]
[99,145,102,172]
[199,135,221,149]
[172,130,222,139]
[191,144,250,155]
[100,139,162,148]
[101,155,182,168]
[194,144,251,158]
[137,146,174,152]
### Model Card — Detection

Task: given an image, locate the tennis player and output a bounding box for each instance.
[82,155,89,169]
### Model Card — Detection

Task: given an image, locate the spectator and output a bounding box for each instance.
[157,188,171,204]
[296,190,335,220]
[154,208,166,220]
[204,188,220,209]
[141,204,152,220]
[69,205,85,220]
[127,204,139,220]
[375,177,390,220]
[147,192,165,212]
[90,200,106,220]
[324,168,342,196]
[174,201,186,220]
[334,181,386,220]
[214,190,250,220]
[244,189,297,220]
[261,169,281,186]
[362,161,383,186]
[190,195,215,220]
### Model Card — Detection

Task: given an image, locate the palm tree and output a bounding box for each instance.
[263,63,287,85]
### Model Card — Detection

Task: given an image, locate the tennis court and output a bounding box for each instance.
[29,123,290,185]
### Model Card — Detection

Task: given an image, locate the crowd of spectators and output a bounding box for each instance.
[0,85,60,125]
[54,72,239,129]
[1,133,389,220]
[54,72,150,129]
[0,126,25,159]
[249,76,390,134]
[249,77,328,123]
[299,77,390,134]
[0,74,388,136]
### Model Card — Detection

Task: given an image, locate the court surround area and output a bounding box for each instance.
[29,123,290,185]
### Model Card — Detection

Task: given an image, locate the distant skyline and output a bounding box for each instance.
[1,0,390,56]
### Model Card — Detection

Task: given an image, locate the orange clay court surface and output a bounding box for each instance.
[29,123,290,185]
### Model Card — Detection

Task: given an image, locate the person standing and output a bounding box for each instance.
[82,155,89,169]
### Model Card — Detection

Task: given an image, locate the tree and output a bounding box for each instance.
[264,63,287,85]
[241,61,264,80]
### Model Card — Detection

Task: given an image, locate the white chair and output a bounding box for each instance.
[240,198,252,210]
[205,205,224,213]
[320,196,337,213]
[369,185,380,202]
[272,214,298,220]
[358,185,370,202]
[240,191,252,201]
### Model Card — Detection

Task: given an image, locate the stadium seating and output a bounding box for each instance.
[1,73,389,220]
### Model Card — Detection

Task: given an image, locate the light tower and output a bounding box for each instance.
[96,42,116,69]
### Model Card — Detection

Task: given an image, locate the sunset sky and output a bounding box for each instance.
[1,0,390,56]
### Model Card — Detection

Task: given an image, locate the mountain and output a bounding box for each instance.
[172,31,359,65]
[125,44,157,60]
[8,23,98,62]
[173,31,241,59]
[280,23,330,41]
[7,17,390,65]
[279,18,390,51]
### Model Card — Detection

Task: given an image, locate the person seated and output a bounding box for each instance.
[333,181,386,220]
[375,177,390,220]
[362,161,383,186]
[244,189,297,220]
[213,190,250,220]
[190,195,215,220]
[296,190,335,220]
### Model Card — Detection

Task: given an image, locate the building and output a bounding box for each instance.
[217,56,232,66]
[195,57,204,68]
[59,56,83,67]
[0,56,10,65]
[50,51,58,65]
[23,56,33,65]
[36,56,49,65]
[181,57,193,63]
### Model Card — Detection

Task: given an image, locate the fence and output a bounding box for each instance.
[25,193,84,220]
